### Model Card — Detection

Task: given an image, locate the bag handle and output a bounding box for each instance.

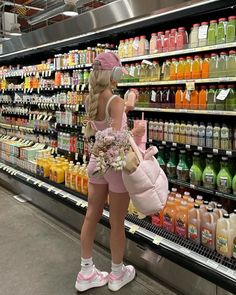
[129,136,143,163]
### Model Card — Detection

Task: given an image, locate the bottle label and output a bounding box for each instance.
[219,177,228,188]
[216,235,228,254]
[188,224,198,240]
[204,173,214,184]
[163,213,174,232]
[201,227,213,246]
[175,218,187,238]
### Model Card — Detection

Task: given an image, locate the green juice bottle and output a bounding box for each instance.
[216,157,232,194]
[167,147,178,178]
[202,154,217,190]
[190,152,203,186]
[157,145,166,173]
[232,173,236,195]
[177,150,189,182]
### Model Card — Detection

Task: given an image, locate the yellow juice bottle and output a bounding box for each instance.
[54,161,65,183]
[76,164,83,193]
[81,165,88,196]
[49,159,56,181]
[70,165,79,190]
[43,156,51,178]
[65,162,74,188]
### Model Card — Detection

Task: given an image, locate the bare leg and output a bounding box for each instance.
[109,191,130,264]
[80,183,108,258]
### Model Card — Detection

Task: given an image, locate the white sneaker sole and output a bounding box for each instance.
[75,279,108,292]
[108,269,136,292]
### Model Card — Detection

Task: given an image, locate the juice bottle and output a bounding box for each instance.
[226,16,236,43]
[70,165,79,190]
[188,198,195,210]
[186,121,192,144]
[213,123,221,149]
[189,24,199,48]
[202,154,217,190]
[200,201,209,217]
[190,152,203,186]
[49,159,56,181]
[81,165,89,196]
[206,122,213,148]
[228,51,236,77]
[199,86,207,110]
[132,37,139,56]
[43,155,51,178]
[128,38,134,57]
[175,201,188,238]
[208,20,217,45]
[170,58,178,80]
[195,195,204,206]
[162,197,176,233]
[216,18,227,44]
[169,187,177,198]
[167,147,177,178]
[177,57,185,80]
[188,204,201,244]
[163,59,171,81]
[175,193,182,206]
[184,56,193,80]
[226,85,236,111]
[192,55,202,79]
[163,30,170,52]
[198,122,206,147]
[232,173,236,195]
[76,164,83,192]
[217,52,228,77]
[201,207,218,250]
[216,213,235,258]
[157,32,164,53]
[179,121,186,144]
[177,150,189,182]
[65,162,74,188]
[207,85,216,110]
[198,22,208,47]
[191,122,199,146]
[157,146,166,173]
[183,191,190,201]
[174,121,180,143]
[118,40,124,58]
[209,53,218,78]
[216,157,232,193]
[152,209,164,227]
[54,161,65,184]
[176,27,187,50]
[220,124,230,150]
[190,87,199,110]
[168,28,177,51]
[214,204,227,219]
[175,87,183,109]
[150,33,157,54]
[182,90,190,109]
[201,55,210,79]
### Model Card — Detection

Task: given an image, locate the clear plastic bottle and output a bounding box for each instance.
[201,207,219,250]
[191,122,199,146]
[176,27,188,50]
[202,154,217,190]
[216,157,232,193]
[184,56,193,80]
[213,123,221,149]
[215,84,226,111]
[226,16,236,43]
[209,53,218,78]
[192,55,202,79]
[188,204,201,245]
[198,21,209,47]
[177,57,185,80]
[170,58,178,80]
[190,152,203,186]
[220,124,230,150]
[138,35,149,56]
[157,32,164,53]
[163,30,170,52]
[208,20,217,45]
[198,122,206,147]
[167,147,178,178]
[217,52,228,77]
[214,204,227,219]
[206,122,213,148]
[207,85,216,110]
[132,36,140,57]
[228,50,236,77]
[189,23,200,48]
[150,33,158,54]
[216,18,227,44]
[225,84,236,111]
[168,28,177,51]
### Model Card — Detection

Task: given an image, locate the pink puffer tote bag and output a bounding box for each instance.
[122,136,168,215]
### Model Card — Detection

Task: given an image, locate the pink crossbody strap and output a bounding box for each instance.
[129,136,143,163]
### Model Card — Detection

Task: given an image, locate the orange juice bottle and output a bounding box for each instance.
[192,55,202,79]
[190,87,199,110]
[199,86,207,110]
[81,165,89,196]
[177,57,185,80]
[175,86,183,109]
[169,187,177,198]
[43,156,51,178]
[175,193,182,206]
[188,197,195,210]
[70,164,79,190]
[152,210,164,227]
[183,191,190,201]
[202,54,210,79]
[175,201,188,238]
[170,58,178,80]
[188,204,201,244]
[49,159,56,181]
[65,162,74,188]
[195,195,204,205]
[54,161,65,183]
[76,164,83,193]
[163,197,176,233]
[184,56,193,80]
[182,90,190,109]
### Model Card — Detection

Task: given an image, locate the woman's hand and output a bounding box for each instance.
[124,89,139,113]
[132,122,146,137]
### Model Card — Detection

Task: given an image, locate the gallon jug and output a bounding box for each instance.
[188,204,201,244]
[201,207,219,250]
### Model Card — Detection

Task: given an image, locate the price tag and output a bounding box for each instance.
[172,142,177,147]
[150,90,157,102]
[197,146,203,151]
[226,150,232,156]
[149,139,153,143]
[81,201,87,208]
[76,200,83,206]
[186,144,191,149]
[153,235,163,245]
[34,180,40,185]
[129,225,139,234]
[26,176,32,181]
[47,186,53,192]
[216,89,230,101]
[186,81,195,91]
[190,184,195,189]
[213,149,218,154]
[206,259,219,269]
[162,141,166,145]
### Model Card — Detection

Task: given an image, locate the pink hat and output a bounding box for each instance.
[93,52,121,70]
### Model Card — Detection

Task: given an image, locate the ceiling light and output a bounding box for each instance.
[62,3,78,16]
[8,23,22,36]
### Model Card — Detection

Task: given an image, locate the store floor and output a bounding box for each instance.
[0,186,180,295]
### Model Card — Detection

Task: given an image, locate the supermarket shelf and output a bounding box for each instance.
[0,159,235,294]
[168,178,236,201]
[150,139,236,157]
[0,123,34,131]
[118,77,236,87]
[120,41,236,62]
[55,123,83,131]
[134,107,236,116]
[54,64,92,71]
[33,129,57,136]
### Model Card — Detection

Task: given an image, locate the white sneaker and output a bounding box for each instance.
[75,266,109,292]
[108,265,136,291]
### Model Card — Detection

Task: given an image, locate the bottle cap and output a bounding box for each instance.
[219,18,227,22]
[184,191,190,196]
[172,187,178,192]
[201,22,208,25]
[220,51,227,55]
[193,23,200,27]
[203,200,209,205]
[193,151,200,156]
[210,20,217,23]
[211,53,217,56]
[223,213,230,218]
[151,33,157,36]
[178,27,185,30]
[221,156,228,161]
[217,204,223,208]
[207,154,213,158]
[176,193,182,198]
[229,16,236,20]
[229,50,236,54]
[207,207,213,212]
[196,195,203,200]
[194,204,200,209]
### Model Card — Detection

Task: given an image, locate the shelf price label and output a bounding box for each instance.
[226,150,232,156]
[197,146,203,151]
[206,259,219,270]
[186,81,195,91]
[153,235,163,245]
[80,201,87,208]
[213,149,218,154]
[76,200,83,207]
[129,224,139,234]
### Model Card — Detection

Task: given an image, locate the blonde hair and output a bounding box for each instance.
[85,70,113,137]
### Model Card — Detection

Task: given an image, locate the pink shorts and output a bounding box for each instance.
[87,156,127,193]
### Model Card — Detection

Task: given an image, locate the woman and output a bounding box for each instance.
[75,52,145,292]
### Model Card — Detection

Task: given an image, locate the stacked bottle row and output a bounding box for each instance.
[157,147,236,194]
[54,70,90,87]
[57,132,84,155]
[152,189,236,257]
[55,111,86,126]
[118,16,236,58]
[36,151,88,195]
[148,119,236,150]
[121,51,236,83]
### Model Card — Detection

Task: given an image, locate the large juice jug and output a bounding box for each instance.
[199,86,207,110]
[216,214,235,258]
[175,87,183,109]
[214,204,227,219]
[192,55,202,79]
[170,58,178,80]
[184,56,193,80]
[201,207,218,250]
[190,88,199,110]
[216,157,232,193]
[190,152,203,186]
[81,165,89,196]
[175,201,188,238]
[162,197,176,233]
[65,162,74,188]
[202,154,217,190]
[177,57,185,80]
[188,204,201,244]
